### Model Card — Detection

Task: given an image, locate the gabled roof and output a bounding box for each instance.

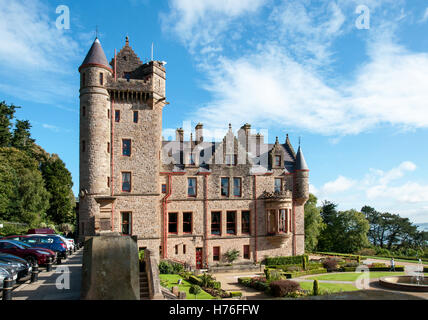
[294,146,309,171]
[79,38,112,72]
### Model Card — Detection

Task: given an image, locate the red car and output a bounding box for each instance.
[27,228,56,235]
[0,240,55,266]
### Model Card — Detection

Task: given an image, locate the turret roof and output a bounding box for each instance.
[79,38,111,71]
[294,146,309,171]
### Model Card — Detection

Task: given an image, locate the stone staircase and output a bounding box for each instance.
[140,271,149,300]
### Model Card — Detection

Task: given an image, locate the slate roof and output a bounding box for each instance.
[80,38,111,70]
[294,146,309,171]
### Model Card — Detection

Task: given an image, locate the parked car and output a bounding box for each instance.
[3,235,64,260]
[0,264,18,283]
[0,240,54,266]
[0,254,32,280]
[0,266,16,289]
[59,236,75,254]
[27,228,56,235]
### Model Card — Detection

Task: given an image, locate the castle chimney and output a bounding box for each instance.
[176,128,184,142]
[195,123,203,144]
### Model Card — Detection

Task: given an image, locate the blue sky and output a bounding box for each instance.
[1,0,428,224]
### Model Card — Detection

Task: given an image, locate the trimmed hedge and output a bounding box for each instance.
[340,266,405,272]
[229,291,242,297]
[284,268,327,279]
[188,275,203,286]
[315,252,361,262]
[265,254,308,267]
[238,277,269,292]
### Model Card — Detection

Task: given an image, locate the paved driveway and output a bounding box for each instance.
[12,249,83,300]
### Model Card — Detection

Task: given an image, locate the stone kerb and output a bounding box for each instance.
[81,234,140,300]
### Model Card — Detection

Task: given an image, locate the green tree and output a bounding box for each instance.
[189,284,201,299]
[0,101,18,147]
[40,155,75,224]
[304,193,325,252]
[0,147,50,225]
[11,119,35,153]
[318,202,370,253]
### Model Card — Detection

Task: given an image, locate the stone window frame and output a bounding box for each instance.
[182,211,193,234]
[122,138,132,157]
[168,212,178,234]
[241,210,251,234]
[233,177,242,197]
[115,110,120,122]
[213,246,220,261]
[121,211,132,235]
[210,211,221,236]
[274,155,281,167]
[133,110,138,123]
[183,244,186,254]
[82,72,86,87]
[274,177,283,192]
[121,171,132,192]
[220,177,230,197]
[265,208,291,235]
[243,245,250,259]
[99,72,104,86]
[175,245,179,255]
[187,177,197,198]
[226,211,237,235]
[161,183,167,194]
[279,209,287,233]
[82,105,86,117]
[81,140,85,152]
[107,142,110,154]
[107,176,110,188]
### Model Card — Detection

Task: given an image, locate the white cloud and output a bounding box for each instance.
[321,176,356,194]
[420,8,428,22]
[0,0,82,105]
[161,0,267,51]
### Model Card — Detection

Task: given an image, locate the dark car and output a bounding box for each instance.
[0,254,32,280]
[0,240,54,266]
[3,235,63,260]
[0,266,17,289]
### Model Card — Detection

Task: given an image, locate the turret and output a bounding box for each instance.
[79,38,113,235]
[293,146,309,205]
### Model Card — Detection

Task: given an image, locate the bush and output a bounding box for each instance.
[265,254,308,267]
[172,262,184,274]
[188,275,203,286]
[322,258,341,271]
[158,261,174,274]
[284,268,327,278]
[344,262,359,268]
[369,262,386,268]
[238,277,252,286]
[139,249,145,262]
[189,285,201,299]
[224,249,240,263]
[229,291,242,297]
[265,269,284,281]
[375,247,391,257]
[270,280,301,297]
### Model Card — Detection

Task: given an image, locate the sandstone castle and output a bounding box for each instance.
[78,37,309,268]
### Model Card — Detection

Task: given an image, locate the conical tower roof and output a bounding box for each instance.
[294,146,309,171]
[79,38,112,72]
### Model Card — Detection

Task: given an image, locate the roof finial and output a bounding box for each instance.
[125,35,129,46]
[299,136,301,147]
[95,25,99,39]
[275,136,279,143]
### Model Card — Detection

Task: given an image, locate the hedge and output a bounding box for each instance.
[238,277,269,292]
[265,254,308,267]
[229,291,242,297]
[284,268,327,279]
[314,252,361,262]
[188,275,203,286]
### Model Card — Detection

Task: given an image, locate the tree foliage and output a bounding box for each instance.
[0,101,75,227]
[304,193,325,252]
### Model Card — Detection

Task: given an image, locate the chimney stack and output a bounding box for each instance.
[176,128,184,142]
[195,123,203,144]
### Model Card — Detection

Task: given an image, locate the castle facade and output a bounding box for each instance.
[78,37,309,268]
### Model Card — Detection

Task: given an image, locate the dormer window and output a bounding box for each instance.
[275,155,281,167]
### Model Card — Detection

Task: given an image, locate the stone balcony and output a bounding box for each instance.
[260,190,292,201]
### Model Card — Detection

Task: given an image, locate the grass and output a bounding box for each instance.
[306,271,409,282]
[159,274,214,300]
[297,281,358,294]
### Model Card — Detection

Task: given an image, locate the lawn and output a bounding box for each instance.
[306,271,409,282]
[297,281,358,294]
[362,256,428,265]
[159,274,214,300]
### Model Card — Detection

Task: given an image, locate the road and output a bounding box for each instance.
[11,248,83,300]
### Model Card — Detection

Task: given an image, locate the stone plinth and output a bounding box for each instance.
[81,234,139,300]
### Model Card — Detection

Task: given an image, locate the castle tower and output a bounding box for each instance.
[79,38,113,236]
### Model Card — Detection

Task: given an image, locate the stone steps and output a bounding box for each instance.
[140,272,149,300]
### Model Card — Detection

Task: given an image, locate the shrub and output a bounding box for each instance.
[322,258,341,271]
[265,254,307,267]
[188,275,203,286]
[270,280,301,297]
[229,291,242,297]
[265,269,284,282]
[224,249,240,263]
[199,272,216,288]
[313,280,319,296]
[369,262,386,268]
[158,261,174,274]
[138,249,145,261]
[211,281,221,290]
[238,277,252,286]
[375,247,391,257]
[189,285,201,299]
[344,262,359,268]
[171,262,184,274]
